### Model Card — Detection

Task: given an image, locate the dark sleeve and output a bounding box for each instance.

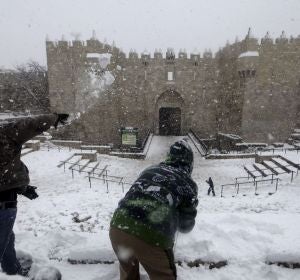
[177,181,198,233]
[9,114,57,145]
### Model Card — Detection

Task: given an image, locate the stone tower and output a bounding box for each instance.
[239,29,260,141]
[239,29,300,142]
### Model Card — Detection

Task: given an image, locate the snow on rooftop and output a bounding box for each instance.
[238,51,259,58]
[86,53,102,59]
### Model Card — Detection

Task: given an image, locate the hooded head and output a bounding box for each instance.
[165,139,194,175]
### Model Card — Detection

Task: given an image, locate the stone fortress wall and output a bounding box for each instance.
[218,30,300,142]
[46,30,300,147]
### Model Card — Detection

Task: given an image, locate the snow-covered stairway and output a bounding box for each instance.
[145,135,183,162]
[187,132,207,156]
[243,155,299,187]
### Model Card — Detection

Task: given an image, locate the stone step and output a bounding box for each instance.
[271,158,298,173]
[252,163,268,177]
[254,163,274,176]
[261,161,279,175]
[243,165,257,178]
[24,140,40,151]
[75,151,97,162]
[278,155,300,170]
[21,148,34,157]
[81,145,111,154]
[270,158,291,173]
[52,140,82,149]
[272,142,284,148]
[34,135,52,142]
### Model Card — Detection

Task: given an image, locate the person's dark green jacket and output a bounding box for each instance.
[111,153,198,249]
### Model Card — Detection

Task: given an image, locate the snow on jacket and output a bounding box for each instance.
[0,114,57,193]
[111,162,198,249]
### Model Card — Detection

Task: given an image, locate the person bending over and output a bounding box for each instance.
[110,139,198,280]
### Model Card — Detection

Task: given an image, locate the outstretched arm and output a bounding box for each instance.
[6,114,57,145]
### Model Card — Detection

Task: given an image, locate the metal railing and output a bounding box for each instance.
[58,160,108,177]
[189,129,208,155]
[221,177,281,197]
[58,159,133,193]
[87,175,132,193]
[141,129,151,150]
[243,161,298,184]
[258,147,300,155]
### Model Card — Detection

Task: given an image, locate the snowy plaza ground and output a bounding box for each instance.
[1,136,300,280]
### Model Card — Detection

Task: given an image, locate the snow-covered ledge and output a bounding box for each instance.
[238,51,259,58]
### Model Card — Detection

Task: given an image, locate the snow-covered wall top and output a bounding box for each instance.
[238,51,259,58]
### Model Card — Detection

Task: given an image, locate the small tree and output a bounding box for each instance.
[14,61,50,112]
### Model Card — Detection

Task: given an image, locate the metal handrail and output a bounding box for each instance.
[189,129,208,155]
[59,160,108,173]
[87,175,132,193]
[221,177,282,197]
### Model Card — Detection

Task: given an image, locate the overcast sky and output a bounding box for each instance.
[0,0,299,68]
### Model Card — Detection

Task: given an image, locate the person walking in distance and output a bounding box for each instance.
[206,177,216,196]
[110,139,198,280]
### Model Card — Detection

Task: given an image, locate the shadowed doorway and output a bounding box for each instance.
[159,107,181,135]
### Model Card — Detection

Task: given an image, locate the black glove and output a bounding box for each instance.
[54,113,69,129]
[20,185,39,200]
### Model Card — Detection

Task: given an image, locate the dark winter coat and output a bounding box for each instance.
[0,114,57,193]
[206,177,214,188]
[111,162,198,249]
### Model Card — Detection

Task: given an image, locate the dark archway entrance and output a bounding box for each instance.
[159,107,181,135]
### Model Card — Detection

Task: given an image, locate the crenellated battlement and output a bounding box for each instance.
[260,31,300,47]
[46,38,120,54]
[216,29,300,69]
[46,29,300,64]
[46,36,216,62]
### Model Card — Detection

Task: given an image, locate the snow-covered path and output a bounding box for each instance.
[1,144,300,280]
[146,135,204,169]
[146,135,184,162]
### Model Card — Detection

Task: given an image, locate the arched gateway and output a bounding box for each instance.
[159,107,181,135]
[155,90,184,136]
